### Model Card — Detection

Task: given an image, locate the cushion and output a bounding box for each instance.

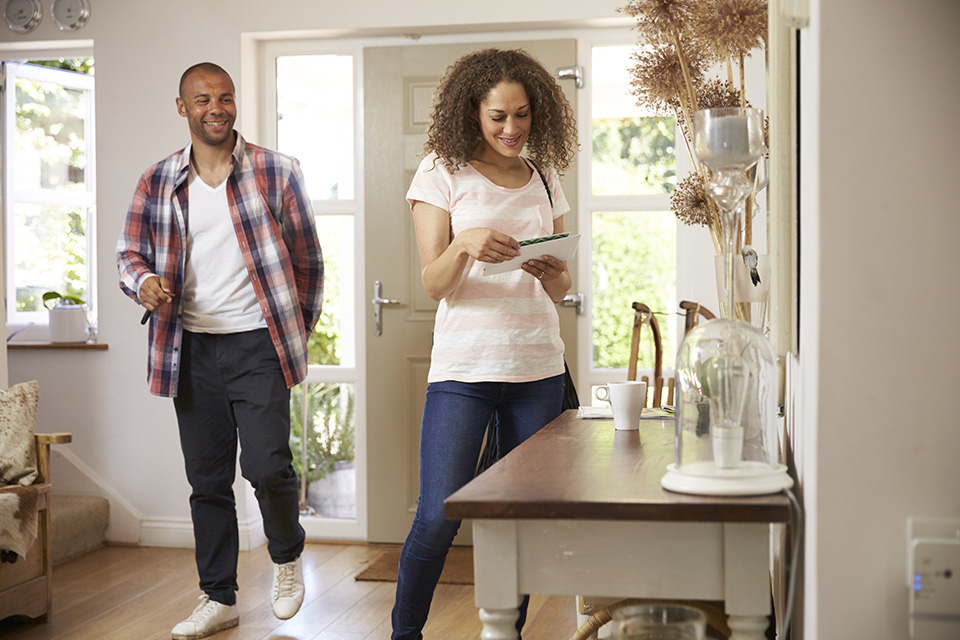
[0,380,40,486]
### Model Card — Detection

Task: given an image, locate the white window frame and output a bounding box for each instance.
[2,59,96,328]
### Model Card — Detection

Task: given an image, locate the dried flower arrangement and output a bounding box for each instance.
[621,0,768,256]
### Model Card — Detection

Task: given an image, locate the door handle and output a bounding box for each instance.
[372,280,402,337]
[560,292,584,315]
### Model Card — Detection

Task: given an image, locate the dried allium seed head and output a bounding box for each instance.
[620,0,697,43]
[671,174,713,226]
[690,0,767,62]
[629,44,705,115]
[697,79,744,110]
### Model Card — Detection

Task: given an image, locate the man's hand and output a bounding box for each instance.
[139,275,174,311]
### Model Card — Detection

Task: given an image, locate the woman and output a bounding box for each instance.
[391,48,578,639]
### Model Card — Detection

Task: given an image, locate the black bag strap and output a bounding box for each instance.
[527,158,553,209]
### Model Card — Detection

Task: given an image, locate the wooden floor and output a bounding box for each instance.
[0,543,579,640]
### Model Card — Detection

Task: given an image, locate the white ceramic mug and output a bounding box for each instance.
[595,381,647,431]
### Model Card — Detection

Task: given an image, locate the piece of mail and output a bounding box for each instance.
[481,233,581,276]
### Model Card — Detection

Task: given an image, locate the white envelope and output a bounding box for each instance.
[481,233,581,276]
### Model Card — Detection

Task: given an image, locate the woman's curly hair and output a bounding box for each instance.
[424,48,578,175]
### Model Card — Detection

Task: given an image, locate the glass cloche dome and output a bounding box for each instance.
[660,317,792,496]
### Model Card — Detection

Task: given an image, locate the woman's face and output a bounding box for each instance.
[476,81,532,161]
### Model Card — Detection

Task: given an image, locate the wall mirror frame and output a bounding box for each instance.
[767,0,803,362]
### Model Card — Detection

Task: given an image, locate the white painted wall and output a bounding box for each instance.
[800,0,960,637]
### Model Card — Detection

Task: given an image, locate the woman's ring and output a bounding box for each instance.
[537,270,544,280]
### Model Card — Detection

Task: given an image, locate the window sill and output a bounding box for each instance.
[7,341,108,350]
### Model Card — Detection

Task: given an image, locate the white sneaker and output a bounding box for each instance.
[171,595,238,639]
[271,556,304,619]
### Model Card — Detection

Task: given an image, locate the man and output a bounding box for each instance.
[117,62,324,639]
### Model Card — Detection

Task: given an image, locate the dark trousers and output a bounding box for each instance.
[173,329,305,606]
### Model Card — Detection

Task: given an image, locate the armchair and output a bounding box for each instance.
[0,432,72,622]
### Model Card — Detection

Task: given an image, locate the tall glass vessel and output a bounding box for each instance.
[662,108,791,496]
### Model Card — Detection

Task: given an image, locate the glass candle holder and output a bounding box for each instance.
[612,603,707,640]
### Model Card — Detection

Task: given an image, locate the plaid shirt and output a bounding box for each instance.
[117,133,324,397]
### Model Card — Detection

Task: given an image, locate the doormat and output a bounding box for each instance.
[354,545,474,585]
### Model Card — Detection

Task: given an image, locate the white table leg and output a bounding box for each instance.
[727,615,770,640]
[724,523,772,640]
[474,520,522,640]
[479,607,520,639]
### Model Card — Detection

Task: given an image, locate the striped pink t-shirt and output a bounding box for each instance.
[407,153,569,384]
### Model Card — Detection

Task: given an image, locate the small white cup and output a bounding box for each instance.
[712,425,744,469]
[595,381,647,431]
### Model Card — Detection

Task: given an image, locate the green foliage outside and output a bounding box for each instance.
[294,217,353,492]
[592,116,676,196]
[289,382,356,486]
[592,212,677,371]
[306,216,346,365]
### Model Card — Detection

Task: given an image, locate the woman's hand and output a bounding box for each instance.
[414,201,521,301]
[522,254,572,302]
[521,254,562,282]
[452,227,521,263]
[521,214,572,302]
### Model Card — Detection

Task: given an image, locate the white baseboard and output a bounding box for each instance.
[141,515,266,551]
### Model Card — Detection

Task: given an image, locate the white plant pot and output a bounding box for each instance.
[49,306,88,343]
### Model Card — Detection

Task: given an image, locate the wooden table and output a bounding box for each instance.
[445,410,790,640]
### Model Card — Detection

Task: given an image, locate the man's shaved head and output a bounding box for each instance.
[179,62,231,99]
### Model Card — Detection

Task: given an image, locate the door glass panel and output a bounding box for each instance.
[292,382,356,519]
[307,214,355,367]
[276,55,354,200]
[591,45,676,196]
[591,210,677,370]
[15,77,88,191]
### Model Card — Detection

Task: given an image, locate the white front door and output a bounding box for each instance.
[363,38,581,543]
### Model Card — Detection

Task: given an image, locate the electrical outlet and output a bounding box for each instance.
[908,517,960,640]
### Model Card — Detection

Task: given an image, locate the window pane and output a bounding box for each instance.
[12,202,88,312]
[291,382,356,519]
[591,46,676,196]
[592,211,677,370]
[276,55,354,200]
[307,215,354,366]
[15,77,88,191]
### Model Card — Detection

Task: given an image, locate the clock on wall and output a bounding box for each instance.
[4,0,42,33]
[51,0,88,31]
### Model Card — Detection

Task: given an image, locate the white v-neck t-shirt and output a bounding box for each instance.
[181,165,266,333]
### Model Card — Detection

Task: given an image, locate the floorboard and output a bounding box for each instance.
[0,543,579,639]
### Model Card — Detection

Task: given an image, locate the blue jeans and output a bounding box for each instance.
[391,375,564,640]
